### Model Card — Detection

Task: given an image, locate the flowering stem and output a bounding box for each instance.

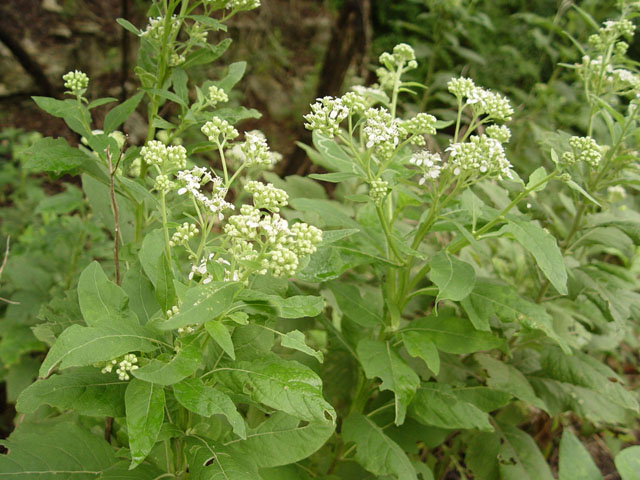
[453,98,464,142]
[160,191,173,272]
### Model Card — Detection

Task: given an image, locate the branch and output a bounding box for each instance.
[0,237,19,305]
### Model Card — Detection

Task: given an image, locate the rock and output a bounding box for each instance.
[42,0,63,13]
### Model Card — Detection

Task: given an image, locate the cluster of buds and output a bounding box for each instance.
[208,85,229,106]
[561,136,602,167]
[376,43,418,89]
[303,96,349,137]
[486,125,512,144]
[369,179,389,204]
[448,76,514,122]
[63,70,89,97]
[223,185,322,279]
[201,117,239,145]
[245,181,289,212]
[237,131,280,167]
[141,140,188,170]
[154,174,175,192]
[139,15,180,40]
[101,354,139,381]
[446,135,512,180]
[189,254,215,284]
[170,222,199,247]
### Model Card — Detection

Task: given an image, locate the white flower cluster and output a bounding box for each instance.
[237,131,280,167]
[166,305,180,317]
[176,167,234,220]
[363,107,401,154]
[189,253,215,284]
[445,135,512,179]
[63,70,89,96]
[141,140,187,170]
[245,181,289,212]
[201,117,239,145]
[225,0,261,11]
[561,136,602,167]
[447,77,514,122]
[223,188,322,278]
[170,222,199,247]
[208,85,229,105]
[409,151,442,184]
[139,15,180,40]
[304,96,350,137]
[101,353,138,381]
[369,179,389,204]
[607,185,627,203]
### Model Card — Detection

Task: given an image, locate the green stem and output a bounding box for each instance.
[376,204,404,262]
[160,191,173,270]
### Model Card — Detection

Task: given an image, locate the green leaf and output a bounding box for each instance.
[17,367,127,417]
[467,432,500,480]
[185,440,259,480]
[154,253,176,312]
[475,354,547,411]
[32,97,92,137]
[212,355,336,423]
[25,137,93,174]
[503,218,568,295]
[289,198,360,229]
[125,379,165,468]
[402,331,440,374]
[615,446,640,480]
[558,430,602,480]
[139,229,164,287]
[224,412,334,468]
[0,422,117,477]
[116,17,141,34]
[342,413,417,480]
[99,462,164,479]
[132,336,202,386]
[205,320,235,360]
[216,61,247,92]
[121,267,160,324]
[182,38,232,69]
[498,424,554,480]
[428,252,476,302]
[462,280,569,352]
[78,261,128,327]
[308,172,359,182]
[408,384,493,431]
[526,167,549,192]
[239,291,324,319]
[357,339,420,425]
[39,320,158,377]
[401,316,505,355]
[103,92,144,134]
[280,330,324,363]
[328,282,382,327]
[159,282,242,330]
[174,378,246,439]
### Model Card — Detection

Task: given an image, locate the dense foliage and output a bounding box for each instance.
[0,0,639,479]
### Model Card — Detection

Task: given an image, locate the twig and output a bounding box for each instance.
[0,237,19,305]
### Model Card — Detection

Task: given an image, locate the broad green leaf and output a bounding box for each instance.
[185,440,259,480]
[205,320,235,360]
[342,413,417,480]
[238,291,324,319]
[25,137,93,174]
[526,166,549,192]
[475,354,547,411]
[174,378,246,439]
[280,329,324,362]
[289,198,359,229]
[328,282,382,327]
[121,267,160,324]
[139,229,164,287]
[216,61,247,92]
[462,280,569,352]
[182,38,232,69]
[212,355,336,423]
[159,282,242,330]
[98,461,164,479]
[39,320,159,377]
[467,432,500,480]
[402,331,440,374]
[503,218,567,295]
[103,92,144,134]
[224,412,334,468]
[155,253,176,312]
[357,339,419,425]
[31,97,91,137]
[0,422,116,477]
[17,367,127,417]
[132,336,202,386]
[558,430,602,480]
[615,446,640,480]
[310,131,362,174]
[125,379,165,468]
[308,172,359,182]
[409,384,493,431]
[451,386,511,412]
[401,316,505,355]
[428,252,476,302]
[78,261,128,327]
[498,424,554,480]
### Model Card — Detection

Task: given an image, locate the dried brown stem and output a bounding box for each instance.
[0,237,19,305]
